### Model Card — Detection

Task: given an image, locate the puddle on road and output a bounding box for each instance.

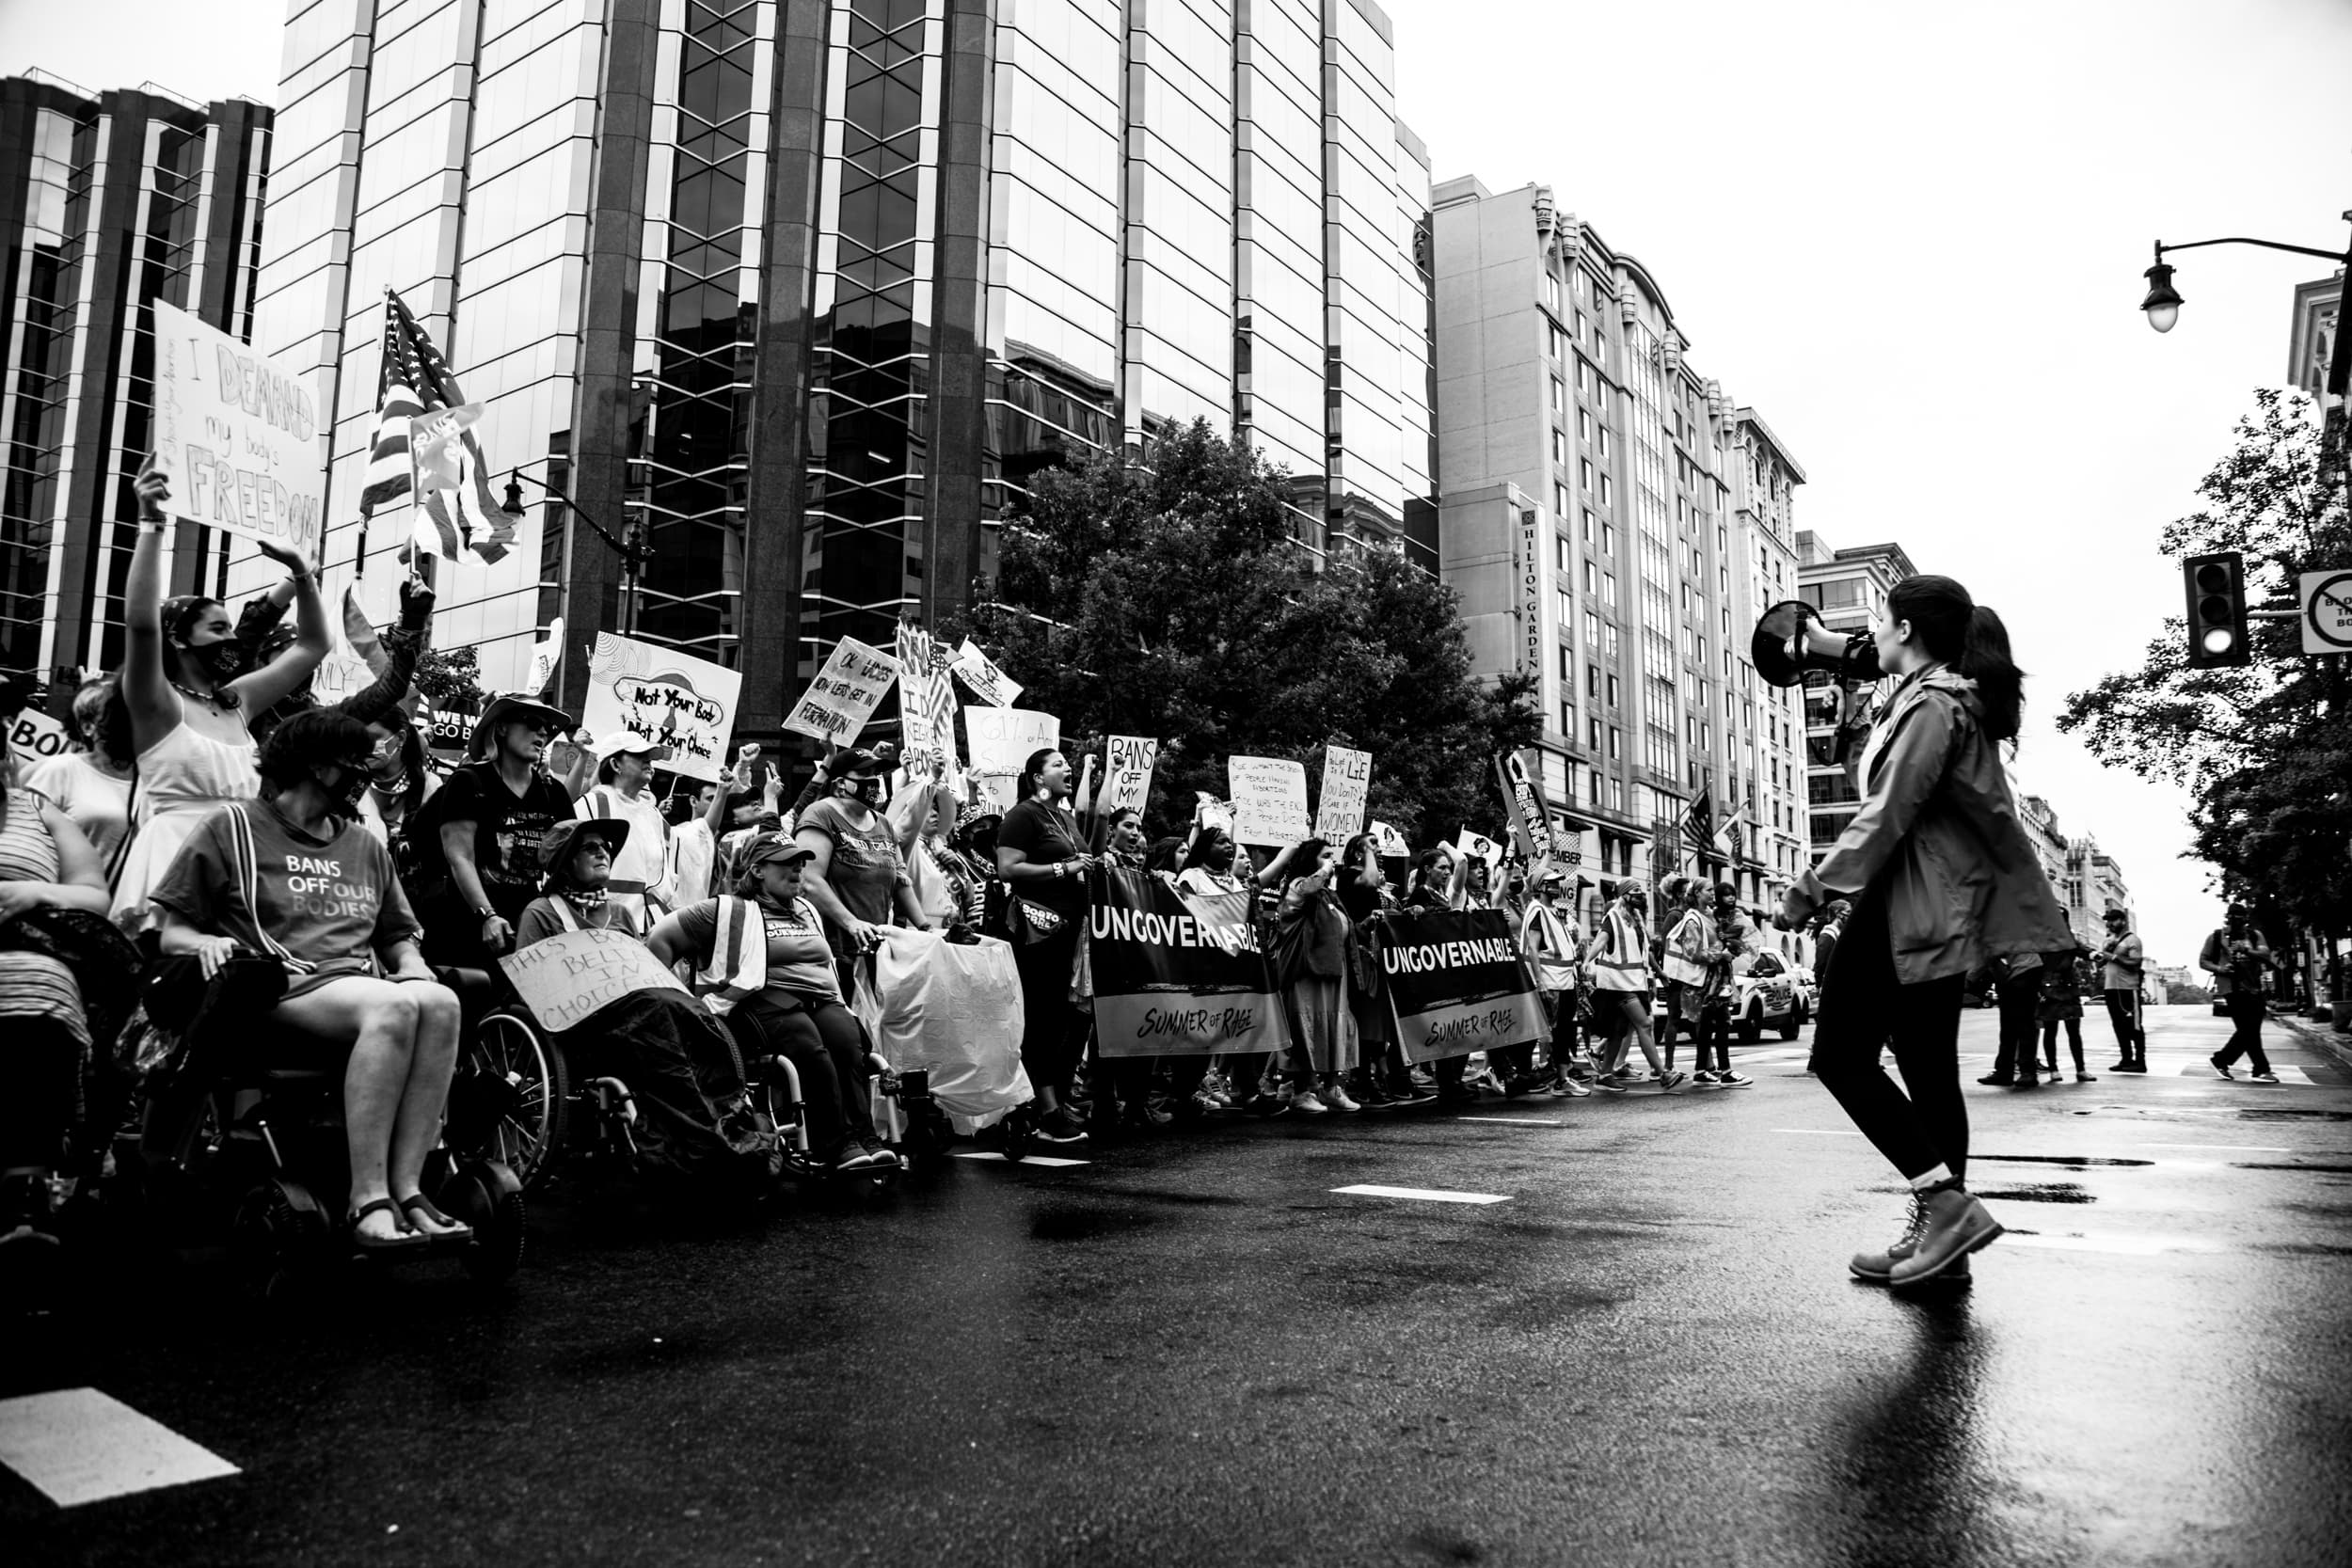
[1976,1183,2095,1204]
[2233,1163,2352,1174]
[2238,1108,2352,1123]
[1974,1154,2153,1168]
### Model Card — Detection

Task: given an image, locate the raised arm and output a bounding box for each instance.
[120,457,183,753]
[227,537,328,713]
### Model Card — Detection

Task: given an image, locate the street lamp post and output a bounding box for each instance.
[502,467,650,637]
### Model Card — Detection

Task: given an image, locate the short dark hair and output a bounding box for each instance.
[258,708,373,789]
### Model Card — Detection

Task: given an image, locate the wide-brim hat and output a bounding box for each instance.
[539,817,631,879]
[469,693,575,759]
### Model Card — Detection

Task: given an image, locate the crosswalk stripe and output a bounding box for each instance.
[1332,1184,1511,1205]
[0,1388,239,1507]
[950,1151,1089,1168]
[1453,1116,1566,1127]
[1999,1231,2220,1257]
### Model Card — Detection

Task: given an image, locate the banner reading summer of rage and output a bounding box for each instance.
[582,632,743,782]
[1375,908,1544,1064]
[1087,866,1287,1058]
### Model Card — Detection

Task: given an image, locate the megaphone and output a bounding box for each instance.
[1751,600,1880,689]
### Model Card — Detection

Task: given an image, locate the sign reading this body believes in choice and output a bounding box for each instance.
[1315,744,1372,842]
[1087,866,1286,1057]
[1227,755,1311,846]
[582,632,744,783]
[1376,908,1545,1064]
[783,636,898,745]
[500,927,691,1032]
[151,300,326,564]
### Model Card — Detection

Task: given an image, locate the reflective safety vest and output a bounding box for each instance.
[1587,903,1649,992]
[1661,909,1710,989]
[694,894,767,1016]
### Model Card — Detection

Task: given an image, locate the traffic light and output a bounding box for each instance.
[2183,551,2250,668]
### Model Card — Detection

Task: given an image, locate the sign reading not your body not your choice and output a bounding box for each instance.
[581,632,744,783]
[151,300,326,565]
[1087,866,1286,1057]
[1375,908,1544,1064]
[500,927,691,1033]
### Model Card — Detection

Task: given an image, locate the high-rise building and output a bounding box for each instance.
[2288,268,2342,399]
[251,0,1436,737]
[2065,833,2133,950]
[1430,178,1808,914]
[1795,530,1916,855]
[0,73,272,684]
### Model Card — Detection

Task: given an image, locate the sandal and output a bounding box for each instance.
[396,1193,474,1243]
[349,1196,425,1252]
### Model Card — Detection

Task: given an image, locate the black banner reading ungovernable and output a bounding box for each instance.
[1375,908,1545,1064]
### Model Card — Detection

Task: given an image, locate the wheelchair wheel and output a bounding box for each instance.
[999,1101,1038,1164]
[440,1160,526,1284]
[451,1012,565,1188]
[230,1179,326,1302]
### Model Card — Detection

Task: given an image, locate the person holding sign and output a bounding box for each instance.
[513,821,766,1196]
[111,455,328,932]
[993,748,1101,1147]
[150,711,469,1250]
[576,734,676,927]
[647,833,898,1174]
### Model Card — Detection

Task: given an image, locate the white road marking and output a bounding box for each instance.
[1453,1116,1566,1127]
[2136,1141,2293,1153]
[0,1388,239,1507]
[1773,1128,1863,1136]
[950,1151,1089,1167]
[1331,1184,1511,1205]
[2000,1232,2220,1257]
[2174,1066,2316,1085]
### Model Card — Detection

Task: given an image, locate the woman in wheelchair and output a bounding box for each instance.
[150,710,469,1252]
[646,832,898,1174]
[514,820,769,1194]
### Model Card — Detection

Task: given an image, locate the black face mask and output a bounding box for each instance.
[323,763,369,817]
[844,777,882,806]
[192,640,246,685]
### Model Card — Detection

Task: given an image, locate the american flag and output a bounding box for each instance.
[894,619,961,765]
[357,289,516,567]
[1680,784,1715,852]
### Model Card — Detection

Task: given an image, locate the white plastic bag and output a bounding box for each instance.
[853,928,1031,1132]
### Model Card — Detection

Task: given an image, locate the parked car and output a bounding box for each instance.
[1651,950,1808,1041]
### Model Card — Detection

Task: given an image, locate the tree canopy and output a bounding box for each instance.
[954,420,1539,848]
[2058,389,2352,937]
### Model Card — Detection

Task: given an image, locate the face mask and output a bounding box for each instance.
[323,764,369,817]
[847,777,882,806]
[194,640,246,684]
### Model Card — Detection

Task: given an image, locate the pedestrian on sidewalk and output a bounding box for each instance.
[2096,906,2149,1072]
[1781,574,2072,1289]
[2201,905,2278,1084]
[2039,946,2094,1082]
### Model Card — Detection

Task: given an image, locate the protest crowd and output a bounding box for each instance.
[0,456,1853,1287]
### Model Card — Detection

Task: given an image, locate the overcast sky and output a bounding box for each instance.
[7,0,2348,966]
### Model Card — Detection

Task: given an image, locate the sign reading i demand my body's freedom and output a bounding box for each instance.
[1087,866,1286,1058]
[1376,908,1544,1064]
[151,301,325,562]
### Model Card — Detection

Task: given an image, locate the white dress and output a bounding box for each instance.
[109,721,259,929]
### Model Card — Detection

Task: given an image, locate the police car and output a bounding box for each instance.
[1735,950,1806,1041]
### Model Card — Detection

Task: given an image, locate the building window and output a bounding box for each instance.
[1551,375,1566,412]
[1606,673,1619,706]
[1589,718,1602,752]
[1560,700,1575,736]
[1578,408,1592,444]
[1597,425,1610,458]
[1555,482,1570,517]
[1599,474,1613,507]
[1601,572,1617,608]
[1558,588,1573,626]
[1545,272,1562,311]
[1582,561,1597,594]
[1584,610,1601,647]
[1549,323,1567,360]
[1555,535,1569,572]
[1581,458,1594,492]
[1610,776,1625,812]
[1581,509,1597,544]
[1587,664,1601,699]
[1609,727,1621,760]
[1602,521,1614,554]
[1559,644,1573,682]
[1552,428,1565,465]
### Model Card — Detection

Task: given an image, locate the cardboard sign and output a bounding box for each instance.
[1227,756,1310,847]
[1369,818,1410,858]
[1105,735,1158,814]
[1315,744,1372,842]
[582,632,743,783]
[1088,868,1287,1058]
[499,927,690,1033]
[784,636,898,744]
[962,706,1059,776]
[951,639,1024,707]
[895,622,959,766]
[1375,909,1544,1064]
[7,707,70,770]
[307,647,377,705]
[1454,827,1504,871]
[150,301,324,563]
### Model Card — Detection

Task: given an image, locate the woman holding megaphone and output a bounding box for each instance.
[1774,576,2070,1290]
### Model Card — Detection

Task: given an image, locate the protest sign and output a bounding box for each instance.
[582,632,743,783]
[961,706,1059,776]
[783,636,898,744]
[1454,826,1504,873]
[1104,735,1159,814]
[1198,795,1234,834]
[150,301,325,563]
[499,927,691,1033]
[1375,908,1545,1064]
[1088,867,1287,1058]
[6,707,69,770]
[1369,818,1411,858]
[894,622,959,766]
[306,647,376,705]
[951,638,1024,707]
[525,615,564,698]
[1496,749,1580,864]
[1227,756,1310,846]
[1314,743,1372,842]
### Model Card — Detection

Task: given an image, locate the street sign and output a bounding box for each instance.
[2301,570,2352,655]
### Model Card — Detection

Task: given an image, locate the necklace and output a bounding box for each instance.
[168,677,230,711]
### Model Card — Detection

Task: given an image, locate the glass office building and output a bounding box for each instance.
[255,0,1436,735]
[0,74,272,683]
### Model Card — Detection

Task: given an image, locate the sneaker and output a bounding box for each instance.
[1434,1086,1479,1108]
[2017,1074,2039,1089]
[2249,1071,2280,1085]
[2075,1072,2098,1083]
[1383,1076,1437,1106]
[1889,1184,2003,1287]
[858,1143,903,1170]
[1850,1198,1973,1285]
[1978,1073,2014,1086]
[1592,1074,1630,1094]
[1290,1088,1330,1116]
[1655,1069,1687,1092]
[1692,1070,1722,1086]
[1035,1108,1091,1145]
[1550,1075,1593,1098]
[1714,1070,1755,1088]
[1358,1080,1397,1109]
[2210,1053,2234,1081]
[1245,1092,1291,1118]
[1323,1082,1361,1113]
[2121,1061,2148,1074]
[1123,1101,1173,1129]
[1190,1089,1227,1116]
[2107,1060,2134,1074]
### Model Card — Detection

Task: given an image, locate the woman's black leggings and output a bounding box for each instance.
[734,990,875,1158]
[2041,1017,2084,1070]
[1011,926,1088,1099]
[1808,883,1969,1183]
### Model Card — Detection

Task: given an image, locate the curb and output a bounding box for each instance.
[2271,1009,2352,1075]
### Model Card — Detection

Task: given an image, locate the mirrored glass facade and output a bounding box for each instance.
[258,0,1437,733]
[0,76,271,684]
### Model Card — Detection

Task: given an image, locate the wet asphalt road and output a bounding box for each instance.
[7,1005,2351,1568]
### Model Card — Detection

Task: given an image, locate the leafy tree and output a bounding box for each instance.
[955,420,1539,848]
[412,643,485,716]
[2058,389,2352,939]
